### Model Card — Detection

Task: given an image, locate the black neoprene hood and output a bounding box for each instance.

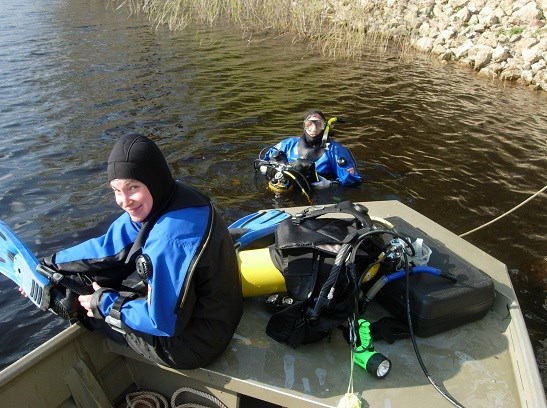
[304,109,326,122]
[107,134,175,213]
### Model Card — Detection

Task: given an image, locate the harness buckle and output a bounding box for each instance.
[105,315,125,334]
[105,292,140,334]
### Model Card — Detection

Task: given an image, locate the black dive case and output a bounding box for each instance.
[375,217,496,337]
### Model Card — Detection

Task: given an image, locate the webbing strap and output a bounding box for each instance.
[292,201,371,228]
[105,292,140,333]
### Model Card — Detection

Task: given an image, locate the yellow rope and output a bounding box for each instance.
[459,184,547,237]
[337,345,362,408]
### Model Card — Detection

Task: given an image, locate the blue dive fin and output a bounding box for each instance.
[229,209,291,250]
[0,220,52,310]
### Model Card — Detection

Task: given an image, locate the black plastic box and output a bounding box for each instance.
[375,217,496,337]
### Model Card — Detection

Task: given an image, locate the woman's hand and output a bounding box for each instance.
[78,282,101,317]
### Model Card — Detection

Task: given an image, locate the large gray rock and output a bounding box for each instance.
[512,1,543,23]
[468,44,494,69]
[492,46,511,62]
[522,45,543,64]
[454,39,474,58]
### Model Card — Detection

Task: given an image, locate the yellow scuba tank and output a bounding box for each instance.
[237,247,286,297]
[268,179,293,193]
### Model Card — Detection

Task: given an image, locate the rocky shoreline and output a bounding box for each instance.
[129,0,547,91]
[333,0,547,91]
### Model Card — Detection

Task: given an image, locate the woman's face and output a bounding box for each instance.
[110,179,153,222]
[303,114,326,139]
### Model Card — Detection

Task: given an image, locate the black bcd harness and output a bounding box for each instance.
[266,201,387,348]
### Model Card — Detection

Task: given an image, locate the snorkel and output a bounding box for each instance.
[321,117,337,149]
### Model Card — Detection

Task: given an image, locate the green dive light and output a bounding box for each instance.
[353,319,391,379]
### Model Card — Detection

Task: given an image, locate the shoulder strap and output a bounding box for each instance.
[308,242,354,322]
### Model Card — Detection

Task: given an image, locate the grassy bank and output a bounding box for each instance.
[116,0,397,57]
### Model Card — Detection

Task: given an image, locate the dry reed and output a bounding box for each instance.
[113,0,412,59]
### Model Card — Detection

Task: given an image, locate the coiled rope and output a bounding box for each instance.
[171,387,228,408]
[124,386,228,408]
[125,390,168,408]
[459,184,546,237]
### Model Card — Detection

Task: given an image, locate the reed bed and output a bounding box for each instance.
[114,0,407,58]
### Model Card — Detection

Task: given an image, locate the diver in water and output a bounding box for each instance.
[262,109,362,187]
[24,134,243,369]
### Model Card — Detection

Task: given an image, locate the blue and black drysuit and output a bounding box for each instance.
[43,183,242,369]
[42,134,243,369]
[263,135,362,186]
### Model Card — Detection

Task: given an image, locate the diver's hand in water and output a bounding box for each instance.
[78,282,101,317]
[19,287,28,297]
[312,176,332,189]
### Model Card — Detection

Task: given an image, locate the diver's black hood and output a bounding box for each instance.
[107,134,176,217]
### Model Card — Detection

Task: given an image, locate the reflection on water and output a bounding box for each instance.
[0,0,546,388]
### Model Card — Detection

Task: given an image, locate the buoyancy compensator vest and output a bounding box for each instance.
[266,201,387,347]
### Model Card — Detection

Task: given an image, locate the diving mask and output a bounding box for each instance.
[303,119,326,132]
